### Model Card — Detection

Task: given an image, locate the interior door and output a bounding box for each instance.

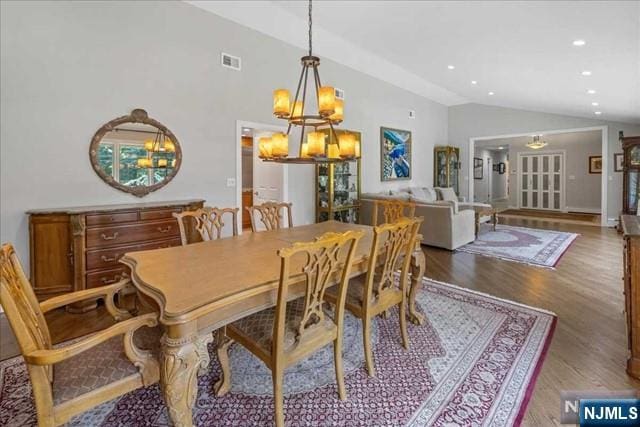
[520,153,563,210]
[252,131,285,229]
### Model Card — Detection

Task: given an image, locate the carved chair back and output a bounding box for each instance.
[247,202,293,232]
[274,230,363,353]
[173,206,239,245]
[365,217,422,301]
[0,244,53,372]
[371,199,416,226]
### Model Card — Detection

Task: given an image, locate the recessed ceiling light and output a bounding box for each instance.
[594,111,602,115]
[488,91,494,96]
[581,70,592,76]
[572,39,586,46]
[447,65,455,70]
[591,102,599,106]
[587,89,596,94]
[471,80,477,85]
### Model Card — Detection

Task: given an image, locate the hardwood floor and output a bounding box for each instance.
[424,217,639,426]
[40,216,638,426]
[499,209,601,226]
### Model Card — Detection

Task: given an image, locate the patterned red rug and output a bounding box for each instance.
[0,278,556,427]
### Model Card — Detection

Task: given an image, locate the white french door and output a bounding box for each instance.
[519,152,564,211]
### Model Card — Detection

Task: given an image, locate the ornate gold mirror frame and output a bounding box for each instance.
[89,109,182,197]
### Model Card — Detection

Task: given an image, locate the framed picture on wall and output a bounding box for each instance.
[473,157,483,180]
[380,127,411,181]
[498,162,506,174]
[492,164,498,172]
[589,156,603,174]
[614,153,624,172]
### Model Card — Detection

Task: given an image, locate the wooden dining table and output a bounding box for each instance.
[120,220,426,427]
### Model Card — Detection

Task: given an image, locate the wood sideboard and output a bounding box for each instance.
[27,199,204,312]
[622,215,640,379]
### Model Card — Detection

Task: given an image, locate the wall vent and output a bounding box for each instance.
[408,110,416,119]
[334,88,345,100]
[221,53,241,71]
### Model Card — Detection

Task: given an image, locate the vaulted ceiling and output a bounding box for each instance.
[189,1,640,123]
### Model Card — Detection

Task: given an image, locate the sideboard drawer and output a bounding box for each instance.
[86,220,180,248]
[86,212,138,226]
[139,208,181,221]
[86,237,182,270]
[86,266,129,289]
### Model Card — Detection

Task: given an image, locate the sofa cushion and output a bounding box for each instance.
[436,187,458,202]
[409,187,437,203]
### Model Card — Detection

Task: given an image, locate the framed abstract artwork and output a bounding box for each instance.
[380,127,411,181]
[474,157,483,180]
[498,162,506,174]
[589,156,602,174]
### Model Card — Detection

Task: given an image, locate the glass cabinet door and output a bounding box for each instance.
[449,150,459,194]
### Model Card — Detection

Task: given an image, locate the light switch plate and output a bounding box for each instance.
[226,178,236,187]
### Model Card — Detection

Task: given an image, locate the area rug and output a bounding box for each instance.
[0,278,556,427]
[458,224,578,268]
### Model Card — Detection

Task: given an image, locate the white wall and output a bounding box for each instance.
[449,103,640,223]
[473,148,508,203]
[0,1,448,269]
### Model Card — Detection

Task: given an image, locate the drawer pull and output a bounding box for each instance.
[101,232,119,241]
[157,226,172,233]
[100,255,118,262]
[101,276,120,285]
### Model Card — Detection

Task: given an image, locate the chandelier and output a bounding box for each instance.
[137,130,176,169]
[526,135,548,150]
[259,0,360,164]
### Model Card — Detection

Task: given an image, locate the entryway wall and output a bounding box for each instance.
[473,147,508,203]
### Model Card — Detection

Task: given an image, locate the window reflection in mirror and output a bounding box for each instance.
[97,123,177,187]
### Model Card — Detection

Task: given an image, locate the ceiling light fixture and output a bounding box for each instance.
[526,135,548,150]
[263,0,359,164]
[581,70,592,76]
[447,65,455,70]
[471,80,477,85]
[591,102,599,106]
[572,40,586,46]
[488,91,495,96]
[594,111,602,115]
[587,89,596,94]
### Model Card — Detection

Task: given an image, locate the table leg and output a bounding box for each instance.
[160,324,201,427]
[408,238,426,325]
[475,212,480,238]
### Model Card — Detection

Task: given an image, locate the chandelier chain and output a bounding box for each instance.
[308,0,313,56]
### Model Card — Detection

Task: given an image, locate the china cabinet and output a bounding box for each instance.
[316,129,361,223]
[621,135,640,215]
[622,215,640,379]
[434,146,461,195]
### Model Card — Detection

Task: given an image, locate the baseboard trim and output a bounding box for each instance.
[564,207,602,214]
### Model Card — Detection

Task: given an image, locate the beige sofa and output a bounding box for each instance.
[360,187,491,250]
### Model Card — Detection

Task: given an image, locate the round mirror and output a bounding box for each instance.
[89,109,182,197]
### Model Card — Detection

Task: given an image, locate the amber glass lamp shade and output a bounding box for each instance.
[291,100,303,118]
[327,143,340,159]
[307,132,326,157]
[163,139,176,153]
[157,158,168,168]
[300,142,310,158]
[171,159,176,168]
[144,139,156,152]
[258,136,273,159]
[338,133,356,158]
[318,86,336,116]
[273,89,290,117]
[329,99,344,122]
[271,133,289,158]
[137,158,151,168]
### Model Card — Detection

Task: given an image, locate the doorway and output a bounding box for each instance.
[236,121,288,234]
[518,151,565,211]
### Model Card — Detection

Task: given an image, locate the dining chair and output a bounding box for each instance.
[173,206,239,245]
[371,199,416,225]
[246,201,293,232]
[214,230,363,427]
[0,243,160,427]
[324,216,423,377]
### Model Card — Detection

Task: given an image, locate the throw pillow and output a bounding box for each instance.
[437,187,458,202]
